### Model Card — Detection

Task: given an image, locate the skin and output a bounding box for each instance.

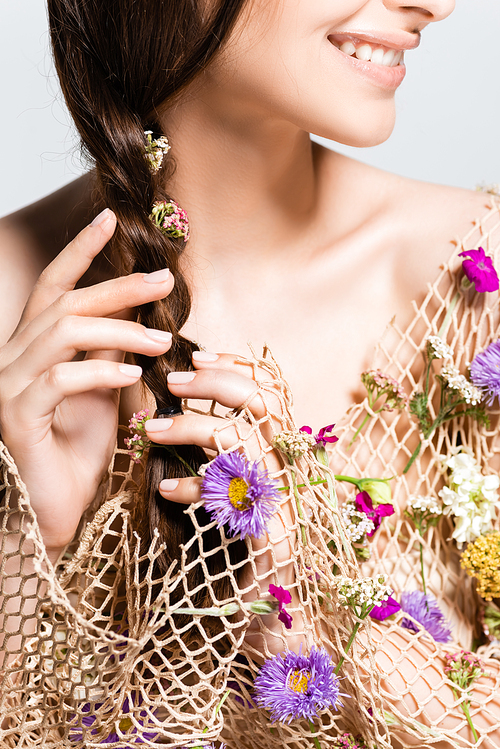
[1,0,500,743]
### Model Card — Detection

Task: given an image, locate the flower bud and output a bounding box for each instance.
[357,478,392,506]
[247,600,278,616]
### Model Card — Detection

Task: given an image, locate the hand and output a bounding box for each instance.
[144,352,307,653]
[0,209,175,554]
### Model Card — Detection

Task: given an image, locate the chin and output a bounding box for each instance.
[312,114,395,149]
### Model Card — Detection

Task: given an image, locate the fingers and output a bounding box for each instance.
[145,412,275,464]
[16,209,117,332]
[3,360,142,443]
[0,317,172,397]
[4,267,174,364]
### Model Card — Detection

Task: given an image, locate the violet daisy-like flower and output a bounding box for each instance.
[201,452,280,539]
[470,340,500,406]
[369,594,401,621]
[300,424,339,447]
[269,583,293,630]
[254,646,343,724]
[69,697,158,744]
[400,591,453,643]
[459,247,499,293]
[354,491,394,537]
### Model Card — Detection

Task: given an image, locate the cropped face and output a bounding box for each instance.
[206,0,455,147]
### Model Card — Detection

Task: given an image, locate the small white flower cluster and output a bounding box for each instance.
[341,504,375,542]
[438,449,500,545]
[144,130,171,173]
[333,574,392,610]
[440,365,483,405]
[426,335,453,361]
[272,429,315,461]
[407,495,442,515]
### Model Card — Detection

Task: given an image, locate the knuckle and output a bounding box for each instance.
[51,314,80,342]
[44,362,68,391]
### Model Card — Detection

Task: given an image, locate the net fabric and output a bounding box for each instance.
[0,198,500,748]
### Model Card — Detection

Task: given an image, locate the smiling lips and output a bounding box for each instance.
[330,37,404,68]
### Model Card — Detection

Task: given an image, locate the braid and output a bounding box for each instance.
[48,0,249,612]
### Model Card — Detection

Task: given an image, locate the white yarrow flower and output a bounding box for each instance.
[440,366,482,405]
[333,574,392,610]
[407,495,442,515]
[426,335,453,361]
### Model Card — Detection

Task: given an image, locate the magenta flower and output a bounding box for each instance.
[369,594,401,621]
[458,247,499,293]
[300,424,338,447]
[269,583,293,630]
[354,491,394,537]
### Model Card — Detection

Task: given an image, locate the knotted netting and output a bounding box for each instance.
[1,196,500,748]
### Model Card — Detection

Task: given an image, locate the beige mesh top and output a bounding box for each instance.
[2,197,500,748]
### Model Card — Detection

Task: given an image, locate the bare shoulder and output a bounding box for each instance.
[387,177,496,297]
[0,174,96,343]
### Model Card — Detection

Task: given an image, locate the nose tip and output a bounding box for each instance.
[407,0,455,22]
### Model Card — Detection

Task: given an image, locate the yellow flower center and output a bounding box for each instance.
[288,669,311,694]
[118,717,133,732]
[228,477,252,511]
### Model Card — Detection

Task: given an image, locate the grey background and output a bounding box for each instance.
[1,0,499,218]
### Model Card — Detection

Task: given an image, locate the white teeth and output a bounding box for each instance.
[355,44,372,62]
[382,49,395,67]
[370,47,385,65]
[340,41,356,56]
[334,39,403,67]
[392,51,403,67]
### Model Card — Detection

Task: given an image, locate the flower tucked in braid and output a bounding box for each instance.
[48,0,249,619]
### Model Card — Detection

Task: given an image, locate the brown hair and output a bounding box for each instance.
[48,0,248,611]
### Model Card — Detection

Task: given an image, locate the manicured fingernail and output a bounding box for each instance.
[118,363,142,378]
[144,328,173,343]
[90,208,112,227]
[192,351,219,362]
[167,372,196,384]
[160,479,179,492]
[144,268,170,284]
[145,418,173,432]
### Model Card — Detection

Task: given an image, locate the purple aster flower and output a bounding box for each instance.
[400,591,453,643]
[470,340,500,406]
[459,247,499,293]
[354,491,394,537]
[300,424,339,447]
[201,452,280,539]
[254,646,343,724]
[269,583,293,630]
[69,697,158,744]
[369,594,401,621]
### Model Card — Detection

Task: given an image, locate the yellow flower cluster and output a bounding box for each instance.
[461,532,500,600]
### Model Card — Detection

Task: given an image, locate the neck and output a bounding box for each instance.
[160,88,321,264]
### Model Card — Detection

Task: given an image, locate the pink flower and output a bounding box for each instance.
[300,424,338,447]
[458,247,499,293]
[354,491,394,537]
[269,583,293,629]
[369,594,401,621]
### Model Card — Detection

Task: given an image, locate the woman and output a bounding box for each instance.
[1,0,500,746]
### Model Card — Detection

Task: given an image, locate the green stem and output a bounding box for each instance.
[309,721,322,749]
[348,412,372,447]
[419,542,427,595]
[402,440,423,474]
[438,291,460,339]
[290,464,307,546]
[333,475,361,488]
[334,620,361,675]
[159,445,198,477]
[451,691,479,744]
